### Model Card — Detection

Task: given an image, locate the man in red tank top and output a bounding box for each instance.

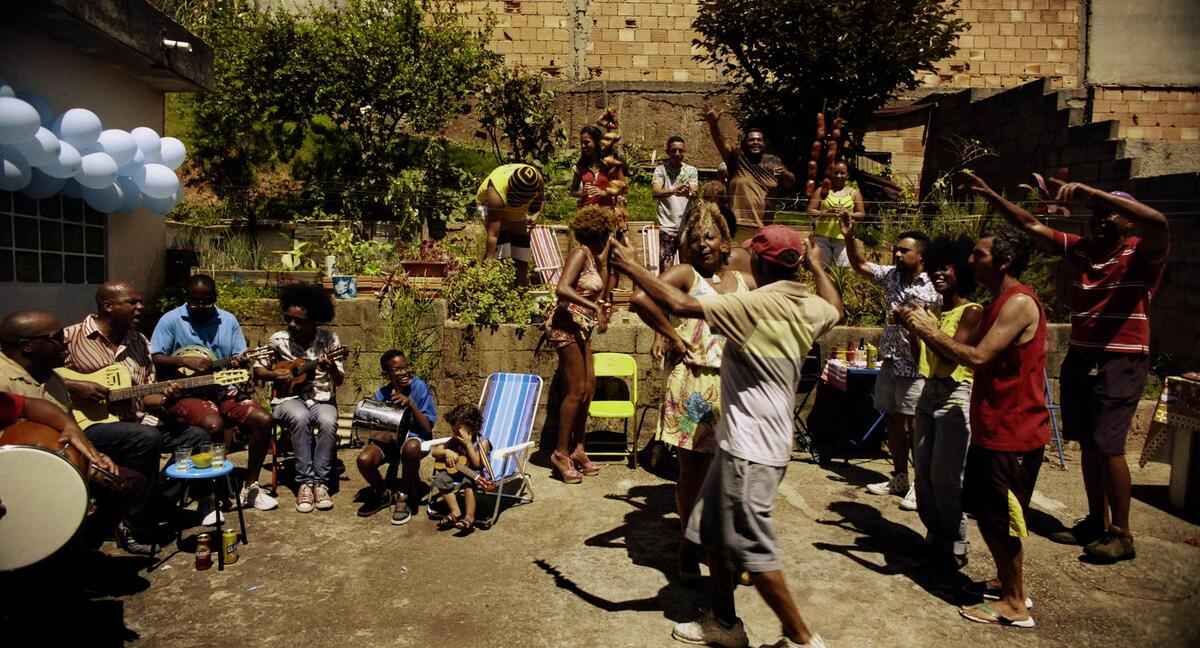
[900,227,1047,629]
[963,172,1168,564]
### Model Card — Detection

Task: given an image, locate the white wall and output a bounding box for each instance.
[0,28,168,322]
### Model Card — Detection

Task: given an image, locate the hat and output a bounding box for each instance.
[507,164,544,202]
[743,224,806,269]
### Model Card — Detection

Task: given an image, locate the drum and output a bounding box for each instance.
[352,399,409,431]
[0,422,90,571]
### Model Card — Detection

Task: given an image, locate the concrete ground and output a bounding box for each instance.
[4,442,1199,648]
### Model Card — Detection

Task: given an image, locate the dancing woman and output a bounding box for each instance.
[629,202,755,576]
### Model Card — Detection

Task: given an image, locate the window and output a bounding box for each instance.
[0,190,106,285]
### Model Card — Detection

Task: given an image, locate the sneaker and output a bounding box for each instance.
[671,610,749,648]
[240,482,278,511]
[866,472,908,497]
[761,634,827,648]
[356,488,393,518]
[899,486,918,511]
[314,484,334,511]
[115,521,156,556]
[391,503,413,526]
[296,484,315,513]
[1084,530,1136,563]
[1048,515,1105,546]
[201,509,225,526]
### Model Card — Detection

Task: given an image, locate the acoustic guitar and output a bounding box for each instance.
[433,453,497,491]
[270,345,349,399]
[172,344,273,377]
[54,365,251,430]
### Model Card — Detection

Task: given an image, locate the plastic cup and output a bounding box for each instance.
[211,443,226,468]
[174,448,191,471]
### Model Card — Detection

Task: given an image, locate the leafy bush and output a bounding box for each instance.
[476,66,565,164]
[322,228,394,276]
[444,259,538,326]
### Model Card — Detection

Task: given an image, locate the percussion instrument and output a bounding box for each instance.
[351,398,410,431]
[0,421,90,571]
[55,365,251,430]
[271,346,349,399]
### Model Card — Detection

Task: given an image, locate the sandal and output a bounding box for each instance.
[963,581,1034,609]
[438,515,460,531]
[571,452,600,476]
[959,602,1035,628]
[551,451,583,484]
[455,517,474,530]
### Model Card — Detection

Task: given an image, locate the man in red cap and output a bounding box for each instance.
[612,225,842,648]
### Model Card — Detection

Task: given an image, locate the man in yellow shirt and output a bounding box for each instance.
[477,163,545,286]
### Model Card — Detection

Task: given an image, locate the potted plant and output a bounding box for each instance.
[320,228,395,297]
[398,239,453,278]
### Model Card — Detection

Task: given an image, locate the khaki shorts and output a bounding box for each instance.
[874,361,924,416]
[685,449,787,573]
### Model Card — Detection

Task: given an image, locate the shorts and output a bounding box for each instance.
[430,469,468,494]
[1060,349,1150,456]
[685,449,786,573]
[170,396,266,436]
[964,444,1044,538]
[368,430,425,463]
[497,229,531,262]
[811,236,849,267]
[874,361,924,416]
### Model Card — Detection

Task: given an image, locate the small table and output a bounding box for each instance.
[822,360,887,445]
[160,461,249,571]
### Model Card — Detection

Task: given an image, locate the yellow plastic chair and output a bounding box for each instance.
[587,352,639,466]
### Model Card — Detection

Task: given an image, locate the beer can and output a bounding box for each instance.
[222,529,239,564]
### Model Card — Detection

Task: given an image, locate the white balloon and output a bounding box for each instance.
[12,127,61,167]
[0,146,32,191]
[0,97,41,145]
[142,190,179,217]
[117,147,144,177]
[116,175,141,212]
[41,140,82,178]
[53,108,103,149]
[82,182,124,214]
[159,136,187,170]
[19,94,55,127]
[96,129,138,168]
[76,151,118,189]
[62,179,84,199]
[130,127,161,160]
[131,162,179,199]
[22,167,67,199]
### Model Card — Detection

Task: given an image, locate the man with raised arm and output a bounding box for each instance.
[962,172,1168,564]
[612,225,841,648]
[703,104,795,229]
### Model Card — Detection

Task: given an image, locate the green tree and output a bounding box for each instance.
[692,0,966,166]
[475,66,565,165]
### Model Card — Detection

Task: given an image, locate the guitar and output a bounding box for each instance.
[270,345,349,399]
[54,365,251,430]
[172,345,273,377]
[433,452,497,492]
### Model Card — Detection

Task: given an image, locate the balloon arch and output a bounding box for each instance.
[0,80,187,216]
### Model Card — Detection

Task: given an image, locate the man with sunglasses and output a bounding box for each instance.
[151,274,278,513]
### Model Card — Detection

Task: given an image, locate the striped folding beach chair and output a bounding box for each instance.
[530,225,564,287]
[422,372,543,527]
[640,224,662,273]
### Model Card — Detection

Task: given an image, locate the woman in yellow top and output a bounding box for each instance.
[806,161,864,267]
[477,163,545,286]
[913,235,983,572]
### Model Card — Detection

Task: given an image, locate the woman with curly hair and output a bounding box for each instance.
[546,205,618,483]
[629,202,755,577]
[254,283,345,513]
[570,125,619,209]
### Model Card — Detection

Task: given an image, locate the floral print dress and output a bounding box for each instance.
[657,269,748,453]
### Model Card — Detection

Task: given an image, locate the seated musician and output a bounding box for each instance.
[253,283,344,514]
[150,274,278,512]
[430,404,490,532]
[1,306,201,555]
[355,350,437,524]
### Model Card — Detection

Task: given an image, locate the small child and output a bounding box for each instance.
[430,404,492,532]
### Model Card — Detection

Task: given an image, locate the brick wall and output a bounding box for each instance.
[862,109,930,189]
[1092,87,1200,142]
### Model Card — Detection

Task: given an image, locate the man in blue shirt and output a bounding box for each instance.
[355,350,437,525]
[151,274,278,513]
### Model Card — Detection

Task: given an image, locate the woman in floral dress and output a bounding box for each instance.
[629,202,754,577]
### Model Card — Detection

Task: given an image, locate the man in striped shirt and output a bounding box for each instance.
[963,173,1168,564]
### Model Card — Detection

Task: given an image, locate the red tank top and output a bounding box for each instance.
[970,282,1050,452]
[577,167,615,207]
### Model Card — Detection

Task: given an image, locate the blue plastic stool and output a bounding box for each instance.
[159,461,248,571]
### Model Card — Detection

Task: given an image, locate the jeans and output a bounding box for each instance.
[913,378,972,554]
[274,399,338,486]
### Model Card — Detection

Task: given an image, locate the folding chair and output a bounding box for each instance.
[587,352,639,466]
[792,343,823,460]
[1045,368,1067,468]
[423,372,543,528]
[640,224,679,274]
[530,225,564,287]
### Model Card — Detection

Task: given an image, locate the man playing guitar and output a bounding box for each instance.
[253,283,345,514]
[151,274,278,512]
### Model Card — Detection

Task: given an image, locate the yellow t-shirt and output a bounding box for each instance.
[476,163,541,223]
[813,186,855,240]
[918,302,979,383]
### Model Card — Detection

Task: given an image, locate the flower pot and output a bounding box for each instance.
[331,275,358,299]
[399,260,449,278]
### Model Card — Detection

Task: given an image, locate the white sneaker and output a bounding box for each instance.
[671,610,749,648]
[866,472,908,496]
[314,484,334,511]
[201,509,225,526]
[240,482,279,511]
[761,634,826,648]
[899,486,917,511]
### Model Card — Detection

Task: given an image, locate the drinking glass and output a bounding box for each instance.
[211,443,226,468]
[174,448,191,471]
[195,443,212,469]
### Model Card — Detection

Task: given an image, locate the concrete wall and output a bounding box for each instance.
[1087,0,1200,86]
[0,29,167,322]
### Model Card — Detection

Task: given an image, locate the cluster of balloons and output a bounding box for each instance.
[0,81,186,216]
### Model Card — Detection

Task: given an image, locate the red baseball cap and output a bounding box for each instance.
[743,225,806,268]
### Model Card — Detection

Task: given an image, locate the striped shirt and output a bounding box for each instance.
[1059,233,1165,354]
[865,263,941,377]
[64,314,156,419]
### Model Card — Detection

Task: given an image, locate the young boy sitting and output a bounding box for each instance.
[430,404,492,532]
[355,350,437,525]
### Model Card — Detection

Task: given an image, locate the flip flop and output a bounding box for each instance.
[963,582,1034,609]
[959,602,1036,628]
